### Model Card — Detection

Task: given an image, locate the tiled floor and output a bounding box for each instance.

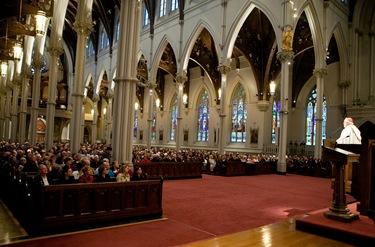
[0,199,28,245]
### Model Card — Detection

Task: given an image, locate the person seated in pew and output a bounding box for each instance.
[96,164,111,182]
[32,164,53,188]
[79,166,94,183]
[116,164,131,182]
[58,164,76,184]
[131,166,147,181]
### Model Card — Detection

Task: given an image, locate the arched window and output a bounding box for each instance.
[170,0,178,11]
[197,89,209,142]
[271,100,281,144]
[170,95,178,141]
[231,84,247,143]
[306,86,327,145]
[143,5,150,26]
[115,19,120,41]
[86,39,91,58]
[100,29,105,51]
[159,0,166,17]
[152,99,157,140]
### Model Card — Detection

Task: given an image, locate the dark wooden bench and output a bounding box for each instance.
[135,161,202,179]
[8,173,163,231]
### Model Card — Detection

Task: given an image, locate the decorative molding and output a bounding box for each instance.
[276,51,294,62]
[217,65,231,75]
[313,68,328,78]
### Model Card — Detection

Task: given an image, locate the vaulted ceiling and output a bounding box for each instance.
[0,0,353,105]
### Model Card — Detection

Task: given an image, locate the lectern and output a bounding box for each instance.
[322,146,360,222]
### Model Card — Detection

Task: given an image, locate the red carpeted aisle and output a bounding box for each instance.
[7,174,340,247]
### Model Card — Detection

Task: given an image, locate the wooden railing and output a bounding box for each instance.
[211,160,277,176]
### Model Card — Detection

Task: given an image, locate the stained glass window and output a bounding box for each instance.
[197,89,209,142]
[231,84,247,142]
[152,100,157,140]
[306,86,327,145]
[170,95,178,141]
[143,5,150,26]
[171,0,178,11]
[115,19,120,42]
[100,29,105,51]
[159,0,166,17]
[271,100,281,144]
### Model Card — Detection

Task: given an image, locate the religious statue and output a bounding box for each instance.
[282,30,293,51]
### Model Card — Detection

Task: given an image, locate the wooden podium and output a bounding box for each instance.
[322,146,360,222]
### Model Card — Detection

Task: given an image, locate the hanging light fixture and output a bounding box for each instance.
[218,88,222,100]
[156,98,160,108]
[135,102,139,110]
[13,41,23,61]
[1,61,8,77]
[183,93,188,105]
[269,81,276,96]
[35,10,47,36]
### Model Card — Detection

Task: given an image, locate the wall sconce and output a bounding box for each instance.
[183,93,188,105]
[1,61,8,77]
[35,10,47,36]
[135,102,139,110]
[269,81,276,96]
[156,98,160,108]
[13,41,23,61]
[91,109,94,117]
[218,88,222,100]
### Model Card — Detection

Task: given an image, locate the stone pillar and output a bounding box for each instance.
[146,83,155,149]
[276,50,294,174]
[353,29,362,104]
[105,90,113,145]
[29,57,44,145]
[218,65,231,154]
[0,77,6,139]
[45,46,64,149]
[175,75,187,151]
[313,68,327,158]
[4,79,12,141]
[71,16,93,152]
[369,32,375,105]
[112,0,141,164]
[18,70,31,143]
[10,76,20,142]
[92,94,99,143]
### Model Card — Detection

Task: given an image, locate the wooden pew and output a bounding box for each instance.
[135,162,202,179]
[16,178,163,231]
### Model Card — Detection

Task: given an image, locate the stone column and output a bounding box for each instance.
[217,65,231,154]
[276,50,294,174]
[92,94,99,143]
[112,0,141,164]
[29,57,44,145]
[175,75,187,151]
[10,75,20,142]
[18,70,31,143]
[4,79,13,141]
[353,29,362,104]
[105,90,113,145]
[0,77,6,139]
[45,46,64,149]
[369,31,375,105]
[313,68,327,158]
[71,18,93,152]
[146,83,155,149]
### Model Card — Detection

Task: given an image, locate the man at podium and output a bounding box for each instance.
[336,117,362,144]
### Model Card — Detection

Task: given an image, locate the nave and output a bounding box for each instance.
[0,174,362,247]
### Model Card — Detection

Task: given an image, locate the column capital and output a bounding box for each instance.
[92,93,100,102]
[338,80,350,88]
[313,68,328,78]
[72,21,94,36]
[32,57,45,69]
[217,65,231,75]
[107,90,114,99]
[47,46,64,57]
[175,75,187,84]
[277,51,294,62]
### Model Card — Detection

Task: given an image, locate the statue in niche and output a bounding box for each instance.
[159,130,163,141]
[250,127,259,144]
[282,30,293,51]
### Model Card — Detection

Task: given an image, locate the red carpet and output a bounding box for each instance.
[6,174,360,246]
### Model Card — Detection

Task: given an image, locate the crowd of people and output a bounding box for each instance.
[0,140,333,190]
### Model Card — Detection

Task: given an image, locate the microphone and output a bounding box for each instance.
[329,127,343,138]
